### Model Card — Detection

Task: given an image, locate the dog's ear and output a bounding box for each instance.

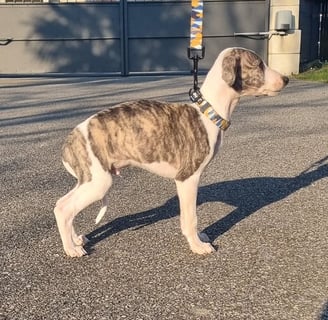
[241,50,261,68]
[221,54,240,86]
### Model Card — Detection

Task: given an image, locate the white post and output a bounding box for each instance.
[268,0,302,75]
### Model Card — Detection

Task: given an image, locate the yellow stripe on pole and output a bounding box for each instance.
[190,0,204,49]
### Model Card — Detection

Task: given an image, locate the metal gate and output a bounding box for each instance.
[299,0,328,64]
[319,0,328,60]
[0,0,269,76]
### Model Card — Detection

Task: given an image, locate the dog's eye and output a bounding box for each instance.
[258,61,265,70]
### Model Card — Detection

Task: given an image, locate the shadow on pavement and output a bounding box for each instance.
[321,301,328,320]
[86,156,328,249]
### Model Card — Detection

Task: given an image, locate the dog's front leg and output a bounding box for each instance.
[175,174,215,254]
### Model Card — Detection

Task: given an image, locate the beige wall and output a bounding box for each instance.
[268,0,301,75]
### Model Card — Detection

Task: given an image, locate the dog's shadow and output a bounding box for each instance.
[86,157,328,249]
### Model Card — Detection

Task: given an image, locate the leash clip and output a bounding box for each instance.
[189,88,204,104]
[187,47,205,60]
[188,47,205,104]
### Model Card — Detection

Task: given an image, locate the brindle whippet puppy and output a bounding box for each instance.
[54,47,289,257]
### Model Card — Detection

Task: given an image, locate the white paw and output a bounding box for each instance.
[64,245,87,258]
[190,239,215,255]
[73,234,89,246]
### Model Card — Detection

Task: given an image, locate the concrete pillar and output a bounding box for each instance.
[268,0,301,75]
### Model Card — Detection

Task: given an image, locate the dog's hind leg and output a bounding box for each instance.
[55,187,87,247]
[55,185,78,207]
[175,174,215,254]
[54,173,112,257]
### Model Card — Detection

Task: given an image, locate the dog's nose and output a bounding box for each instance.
[282,76,289,86]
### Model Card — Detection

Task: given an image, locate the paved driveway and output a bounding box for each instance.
[1,77,327,320]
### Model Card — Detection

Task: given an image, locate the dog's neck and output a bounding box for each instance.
[200,85,239,122]
[200,57,240,122]
[190,90,231,130]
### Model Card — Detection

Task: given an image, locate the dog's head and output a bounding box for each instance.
[221,48,289,97]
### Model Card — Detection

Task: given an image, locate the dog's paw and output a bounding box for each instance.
[73,234,89,246]
[64,245,87,258]
[190,239,215,255]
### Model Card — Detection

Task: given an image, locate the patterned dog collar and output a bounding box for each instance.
[189,89,231,130]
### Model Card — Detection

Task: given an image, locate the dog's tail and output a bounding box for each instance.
[95,194,108,225]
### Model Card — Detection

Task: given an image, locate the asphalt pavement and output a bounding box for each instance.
[0,76,327,320]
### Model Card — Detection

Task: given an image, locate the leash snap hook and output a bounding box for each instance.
[188,47,205,102]
[189,88,203,104]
